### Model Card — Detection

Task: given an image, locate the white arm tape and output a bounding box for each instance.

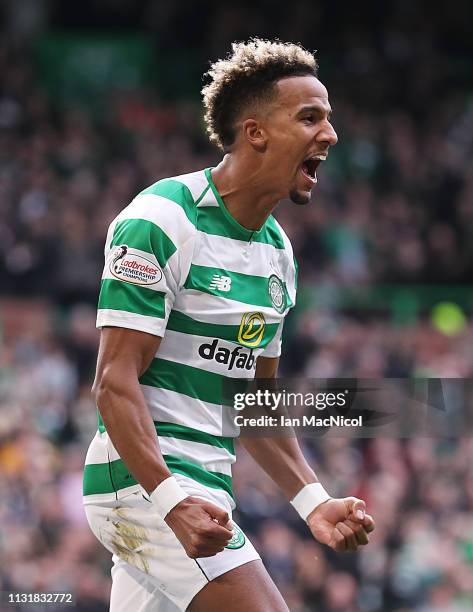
[290,483,331,521]
[150,476,189,519]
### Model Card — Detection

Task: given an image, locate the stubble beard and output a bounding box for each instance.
[289,188,310,206]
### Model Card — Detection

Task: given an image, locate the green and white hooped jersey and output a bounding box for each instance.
[83,168,297,510]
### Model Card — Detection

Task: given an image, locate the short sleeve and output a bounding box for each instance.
[96,191,195,337]
[260,320,284,358]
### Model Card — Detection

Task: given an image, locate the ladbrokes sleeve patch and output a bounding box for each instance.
[110,245,163,286]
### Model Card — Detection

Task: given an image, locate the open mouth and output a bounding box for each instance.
[300,154,326,185]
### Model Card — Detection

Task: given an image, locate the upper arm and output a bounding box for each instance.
[94,188,196,390]
[94,327,162,389]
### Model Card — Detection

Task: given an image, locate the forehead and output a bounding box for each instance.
[272,75,330,114]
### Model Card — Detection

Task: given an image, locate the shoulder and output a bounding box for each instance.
[139,169,209,225]
[136,169,209,227]
[108,170,208,251]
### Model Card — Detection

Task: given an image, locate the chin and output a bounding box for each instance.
[289,188,310,206]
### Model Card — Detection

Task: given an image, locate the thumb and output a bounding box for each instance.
[346,497,366,521]
[200,500,232,529]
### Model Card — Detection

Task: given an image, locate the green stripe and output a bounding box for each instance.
[167,310,279,348]
[97,416,236,456]
[202,168,285,247]
[139,173,286,248]
[83,456,233,499]
[286,280,294,308]
[83,459,137,495]
[98,278,166,319]
[197,206,285,248]
[139,358,250,405]
[111,219,176,268]
[97,409,105,433]
[194,184,210,206]
[155,421,235,455]
[164,454,234,499]
[140,358,224,404]
[140,179,197,226]
[262,217,286,250]
[184,264,289,309]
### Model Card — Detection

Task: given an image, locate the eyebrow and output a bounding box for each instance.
[296,105,332,119]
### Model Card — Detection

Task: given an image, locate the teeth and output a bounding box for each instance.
[304,154,327,163]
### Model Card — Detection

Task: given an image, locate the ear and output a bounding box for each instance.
[242,118,267,152]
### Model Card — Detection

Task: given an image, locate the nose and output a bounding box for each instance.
[318,121,338,146]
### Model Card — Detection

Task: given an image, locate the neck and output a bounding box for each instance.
[211,153,284,231]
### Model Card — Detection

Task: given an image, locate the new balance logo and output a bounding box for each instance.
[209,274,232,292]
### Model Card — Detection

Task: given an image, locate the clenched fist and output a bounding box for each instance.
[165,497,234,558]
[307,497,375,552]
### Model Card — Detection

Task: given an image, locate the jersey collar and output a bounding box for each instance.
[203,167,266,242]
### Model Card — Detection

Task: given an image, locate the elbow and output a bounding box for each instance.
[92,368,135,414]
[91,373,105,404]
[91,371,115,413]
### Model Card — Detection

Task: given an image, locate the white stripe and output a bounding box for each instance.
[169,169,218,208]
[104,216,119,255]
[194,231,284,277]
[172,170,209,202]
[84,425,236,471]
[173,473,235,511]
[84,430,118,464]
[141,386,239,438]
[174,289,289,322]
[170,306,281,327]
[158,437,234,476]
[158,329,260,378]
[116,193,195,249]
[142,386,221,433]
[97,309,168,337]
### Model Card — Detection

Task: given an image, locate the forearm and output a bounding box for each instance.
[95,376,171,494]
[240,435,318,500]
[248,356,319,499]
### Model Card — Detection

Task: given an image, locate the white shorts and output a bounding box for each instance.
[84,487,259,611]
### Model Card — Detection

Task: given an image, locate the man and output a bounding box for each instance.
[83,38,375,611]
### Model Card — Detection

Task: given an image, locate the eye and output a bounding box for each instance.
[302,115,314,123]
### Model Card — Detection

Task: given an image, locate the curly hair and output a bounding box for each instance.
[202,38,318,151]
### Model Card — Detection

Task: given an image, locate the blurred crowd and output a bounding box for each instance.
[1,1,473,610]
[0,3,472,297]
[2,320,473,611]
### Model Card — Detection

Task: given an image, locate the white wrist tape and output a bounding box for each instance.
[290,483,331,521]
[150,477,189,519]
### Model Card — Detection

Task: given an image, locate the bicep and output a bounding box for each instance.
[95,326,162,383]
